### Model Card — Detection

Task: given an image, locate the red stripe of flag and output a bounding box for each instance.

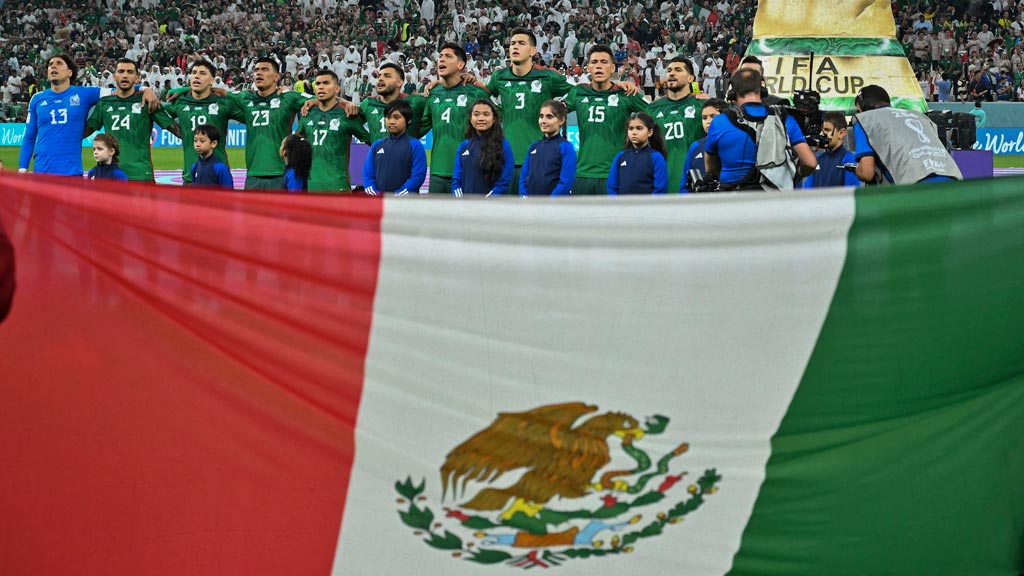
[0,175,383,575]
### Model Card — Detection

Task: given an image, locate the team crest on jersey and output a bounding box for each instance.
[270,98,281,109]
[330,118,341,131]
[531,80,542,93]
[132,103,143,114]
[70,94,81,106]
[209,103,220,115]
[395,402,721,569]
[684,106,696,119]
[457,94,468,107]
[608,94,619,107]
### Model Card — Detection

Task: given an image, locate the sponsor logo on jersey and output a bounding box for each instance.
[656,111,665,118]
[620,160,628,166]
[40,100,49,107]
[376,148,385,154]
[462,149,471,156]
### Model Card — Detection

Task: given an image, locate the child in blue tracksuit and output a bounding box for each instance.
[190,124,234,189]
[451,99,514,197]
[87,133,128,181]
[280,134,312,192]
[800,111,861,189]
[362,99,427,195]
[608,112,668,195]
[681,98,728,193]
[519,99,576,196]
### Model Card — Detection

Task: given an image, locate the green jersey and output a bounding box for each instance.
[231,91,312,178]
[487,67,573,165]
[649,95,705,194]
[86,92,176,181]
[296,105,372,193]
[419,83,490,178]
[163,92,246,183]
[359,94,427,143]
[564,85,648,179]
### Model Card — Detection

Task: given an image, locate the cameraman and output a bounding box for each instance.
[736,56,790,106]
[801,111,861,188]
[852,85,962,184]
[705,68,817,191]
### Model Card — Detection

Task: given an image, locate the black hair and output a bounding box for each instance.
[510,27,537,47]
[281,134,312,190]
[855,85,891,111]
[464,98,506,184]
[255,56,281,73]
[115,58,139,74]
[194,123,221,144]
[190,59,217,77]
[730,68,763,98]
[379,62,405,80]
[702,98,729,113]
[440,42,467,63]
[315,69,340,84]
[385,99,414,125]
[624,112,667,157]
[822,111,848,130]
[539,98,569,138]
[49,54,79,84]
[740,55,763,73]
[668,56,694,77]
[588,44,615,65]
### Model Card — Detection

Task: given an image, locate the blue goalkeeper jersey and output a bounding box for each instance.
[19,85,103,176]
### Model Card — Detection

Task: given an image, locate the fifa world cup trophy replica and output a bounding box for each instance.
[748,0,928,113]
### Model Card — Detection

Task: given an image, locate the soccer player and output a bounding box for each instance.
[419,43,490,195]
[649,57,706,194]
[85,58,180,182]
[231,57,317,190]
[19,54,159,176]
[564,45,648,195]
[485,28,574,195]
[163,59,246,184]
[359,62,427,144]
[296,69,372,193]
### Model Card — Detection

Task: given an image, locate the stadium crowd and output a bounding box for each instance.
[3,0,1023,123]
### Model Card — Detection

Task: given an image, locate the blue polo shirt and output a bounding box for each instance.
[705,103,806,186]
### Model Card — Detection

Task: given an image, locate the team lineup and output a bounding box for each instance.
[18,28,807,195]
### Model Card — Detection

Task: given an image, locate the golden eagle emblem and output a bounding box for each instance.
[441,402,644,519]
[395,402,722,569]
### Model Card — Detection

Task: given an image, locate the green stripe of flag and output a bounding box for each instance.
[746,37,908,57]
[728,177,1024,575]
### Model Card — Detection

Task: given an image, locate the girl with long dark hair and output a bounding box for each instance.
[607,112,668,195]
[519,99,576,196]
[280,134,312,192]
[451,98,515,196]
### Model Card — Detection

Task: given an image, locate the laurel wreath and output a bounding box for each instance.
[395,468,722,569]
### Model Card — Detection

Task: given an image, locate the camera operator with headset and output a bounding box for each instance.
[852,85,962,185]
[704,68,817,191]
[736,56,791,106]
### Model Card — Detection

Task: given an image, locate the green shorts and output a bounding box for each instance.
[429,174,453,196]
[244,175,286,191]
[573,177,609,196]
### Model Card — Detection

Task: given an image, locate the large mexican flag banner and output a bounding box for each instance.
[0,175,1021,575]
